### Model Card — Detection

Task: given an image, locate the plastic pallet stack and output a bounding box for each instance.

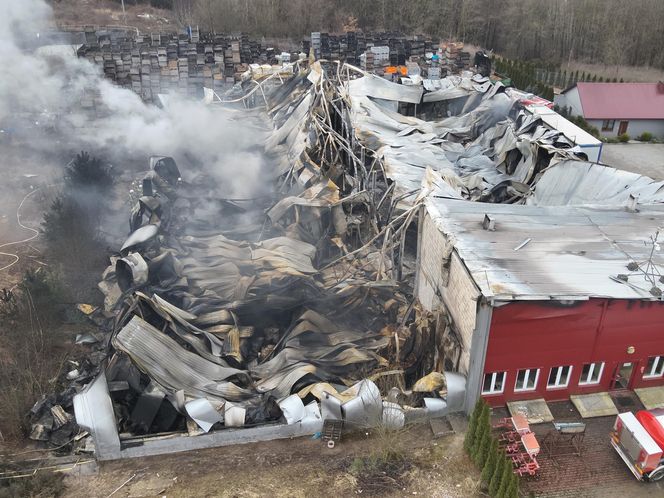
[78,30,271,103]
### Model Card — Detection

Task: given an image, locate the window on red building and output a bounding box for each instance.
[514,368,539,392]
[482,371,506,394]
[547,365,572,389]
[644,356,664,378]
[579,362,604,385]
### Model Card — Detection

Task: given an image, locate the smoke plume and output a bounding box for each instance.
[0,0,269,199]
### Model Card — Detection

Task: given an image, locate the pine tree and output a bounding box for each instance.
[506,473,519,498]
[481,437,499,486]
[620,78,625,82]
[65,151,114,194]
[574,70,579,82]
[496,457,513,498]
[471,403,490,462]
[489,453,505,496]
[472,420,487,463]
[598,76,604,82]
[477,428,491,468]
[592,74,598,82]
[581,71,586,81]
[464,398,483,453]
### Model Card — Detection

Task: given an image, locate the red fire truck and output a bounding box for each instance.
[611,409,664,482]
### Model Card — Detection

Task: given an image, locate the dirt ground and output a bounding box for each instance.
[562,61,664,84]
[64,419,481,498]
[52,0,176,33]
[0,137,68,289]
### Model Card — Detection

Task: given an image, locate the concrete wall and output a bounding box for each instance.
[588,118,664,139]
[554,87,583,116]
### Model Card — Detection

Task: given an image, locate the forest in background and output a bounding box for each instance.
[136,0,664,70]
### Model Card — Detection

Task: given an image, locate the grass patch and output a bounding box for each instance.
[0,269,69,441]
[0,472,65,498]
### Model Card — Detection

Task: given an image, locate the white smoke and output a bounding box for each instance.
[0,0,268,199]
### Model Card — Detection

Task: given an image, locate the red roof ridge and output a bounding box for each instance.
[570,82,664,120]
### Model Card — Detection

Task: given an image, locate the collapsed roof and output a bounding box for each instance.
[40,61,662,457]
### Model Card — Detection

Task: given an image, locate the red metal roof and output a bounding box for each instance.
[572,82,664,120]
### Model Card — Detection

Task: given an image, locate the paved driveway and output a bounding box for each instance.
[600,143,664,180]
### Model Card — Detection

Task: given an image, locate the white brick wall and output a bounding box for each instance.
[417,213,448,309]
[416,211,481,376]
[443,253,480,374]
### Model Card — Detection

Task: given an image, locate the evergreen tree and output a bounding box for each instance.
[506,473,519,498]
[592,74,598,82]
[620,78,625,82]
[472,420,488,463]
[581,71,586,81]
[481,437,499,486]
[496,457,513,498]
[65,151,114,194]
[477,429,491,468]
[464,398,483,453]
[598,76,604,82]
[489,453,505,496]
[471,403,490,461]
[574,70,579,82]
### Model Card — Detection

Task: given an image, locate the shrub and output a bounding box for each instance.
[0,270,68,441]
[472,416,488,463]
[150,0,174,8]
[65,151,113,194]
[0,472,65,498]
[481,437,499,486]
[618,133,630,143]
[637,132,653,142]
[475,424,491,468]
[505,472,519,498]
[496,456,513,498]
[489,453,506,496]
[464,398,484,453]
[472,403,491,464]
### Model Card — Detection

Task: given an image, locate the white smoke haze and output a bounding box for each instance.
[0,0,269,200]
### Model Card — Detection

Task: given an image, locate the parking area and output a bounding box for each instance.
[492,393,663,497]
[600,143,664,180]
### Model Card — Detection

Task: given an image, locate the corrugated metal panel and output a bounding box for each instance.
[426,197,664,301]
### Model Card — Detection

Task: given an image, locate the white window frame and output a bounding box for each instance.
[579,362,604,385]
[547,365,573,389]
[482,371,506,395]
[514,368,540,392]
[644,356,664,379]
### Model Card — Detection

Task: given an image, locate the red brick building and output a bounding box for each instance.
[415,172,664,412]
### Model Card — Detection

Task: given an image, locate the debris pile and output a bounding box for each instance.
[30,59,601,457]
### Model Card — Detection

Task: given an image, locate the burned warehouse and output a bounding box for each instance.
[23,56,664,462]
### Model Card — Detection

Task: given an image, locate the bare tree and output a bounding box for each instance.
[173,0,197,28]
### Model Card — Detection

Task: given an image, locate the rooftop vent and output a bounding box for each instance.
[482,214,495,231]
